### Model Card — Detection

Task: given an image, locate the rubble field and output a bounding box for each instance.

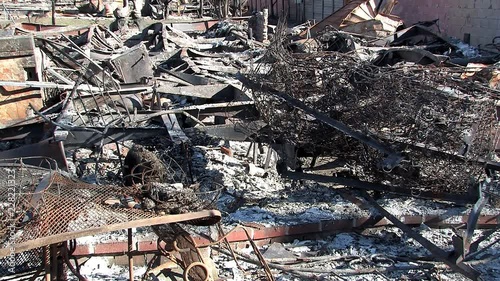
[0,0,499,280]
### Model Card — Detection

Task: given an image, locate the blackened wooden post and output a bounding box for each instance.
[51,0,56,25]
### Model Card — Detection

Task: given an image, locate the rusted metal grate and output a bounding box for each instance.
[0,158,54,275]
[13,172,161,244]
[0,249,42,276]
[0,157,220,274]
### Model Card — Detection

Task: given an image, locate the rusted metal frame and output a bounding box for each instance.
[57,71,99,127]
[28,103,110,139]
[216,223,243,271]
[194,216,499,246]
[192,121,267,141]
[284,170,477,204]
[93,86,123,125]
[58,71,85,119]
[338,191,385,229]
[162,114,189,144]
[275,255,431,276]
[360,190,481,281]
[93,121,121,184]
[68,211,500,259]
[181,111,205,127]
[0,210,221,257]
[180,141,195,184]
[0,157,58,171]
[61,127,167,149]
[213,244,349,280]
[81,83,108,126]
[170,228,211,281]
[60,241,88,281]
[463,215,500,262]
[26,263,45,281]
[0,139,68,170]
[142,253,161,281]
[27,172,55,221]
[98,25,122,47]
[163,69,211,85]
[180,48,202,74]
[40,39,89,71]
[154,83,230,99]
[45,67,74,85]
[0,80,95,90]
[44,246,50,281]
[154,75,192,87]
[240,77,403,170]
[49,244,64,280]
[40,39,118,106]
[241,227,275,281]
[73,87,94,126]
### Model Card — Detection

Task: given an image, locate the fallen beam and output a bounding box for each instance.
[284,171,478,204]
[70,214,500,256]
[0,210,221,257]
[361,191,481,281]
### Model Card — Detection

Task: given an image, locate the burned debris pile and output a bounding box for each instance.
[0,0,500,280]
[245,26,498,197]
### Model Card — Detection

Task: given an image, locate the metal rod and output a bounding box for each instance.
[128,228,134,281]
[44,246,50,281]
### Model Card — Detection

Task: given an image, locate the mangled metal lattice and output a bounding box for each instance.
[245,29,499,195]
[0,157,220,275]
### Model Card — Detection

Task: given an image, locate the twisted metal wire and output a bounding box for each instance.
[246,26,499,194]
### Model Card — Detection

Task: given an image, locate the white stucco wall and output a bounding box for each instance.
[392,0,500,47]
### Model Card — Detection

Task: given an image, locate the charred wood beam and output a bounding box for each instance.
[239,76,403,170]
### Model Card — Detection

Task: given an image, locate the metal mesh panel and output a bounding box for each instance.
[0,158,54,275]
[6,173,156,245]
[0,249,42,276]
[0,158,219,276]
